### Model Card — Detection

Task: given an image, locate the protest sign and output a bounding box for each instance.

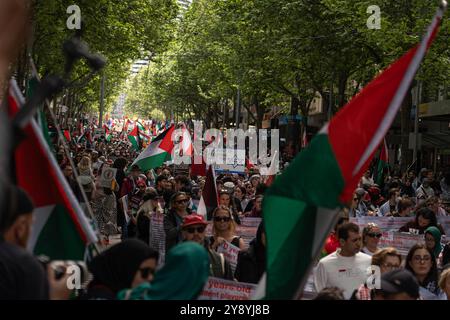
[120,195,129,223]
[217,241,240,274]
[211,149,246,174]
[198,277,256,300]
[240,217,262,228]
[99,167,117,188]
[150,213,166,266]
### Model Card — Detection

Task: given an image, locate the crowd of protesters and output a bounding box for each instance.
[1,123,450,300]
[314,165,450,300]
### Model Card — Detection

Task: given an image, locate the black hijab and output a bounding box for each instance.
[88,239,156,294]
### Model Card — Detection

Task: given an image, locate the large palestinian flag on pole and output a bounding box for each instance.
[196,165,218,220]
[129,125,175,172]
[8,80,98,260]
[254,4,446,300]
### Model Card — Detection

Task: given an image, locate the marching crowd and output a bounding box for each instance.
[1,128,450,301]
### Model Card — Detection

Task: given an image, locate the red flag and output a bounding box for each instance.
[7,80,97,259]
[301,129,308,148]
[196,165,218,220]
[63,130,71,142]
[191,144,206,176]
[326,6,444,201]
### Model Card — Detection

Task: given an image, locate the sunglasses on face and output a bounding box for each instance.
[176,199,189,204]
[214,216,231,222]
[367,233,382,238]
[185,226,206,234]
[139,267,154,279]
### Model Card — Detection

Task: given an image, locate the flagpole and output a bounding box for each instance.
[28,57,103,252]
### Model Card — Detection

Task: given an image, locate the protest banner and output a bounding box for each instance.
[240,217,262,228]
[198,277,257,300]
[350,216,411,232]
[217,241,240,274]
[150,212,166,266]
[379,231,424,256]
[236,225,258,247]
[99,167,117,188]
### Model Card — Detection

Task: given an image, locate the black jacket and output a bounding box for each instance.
[234,240,264,284]
[164,208,191,253]
[136,214,150,245]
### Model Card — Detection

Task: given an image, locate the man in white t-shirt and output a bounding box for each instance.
[314,222,372,299]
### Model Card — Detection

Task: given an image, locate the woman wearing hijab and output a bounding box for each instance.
[79,239,159,300]
[118,242,209,300]
[234,221,266,284]
[425,226,443,267]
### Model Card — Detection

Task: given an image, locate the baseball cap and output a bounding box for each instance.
[182,214,208,229]
[380,269,420,299]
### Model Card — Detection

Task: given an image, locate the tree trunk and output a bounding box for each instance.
[254,95,264,130]
[289,96,300,155]
[337,72,348,108]
[400,88,413,172]
[223,99,229,128]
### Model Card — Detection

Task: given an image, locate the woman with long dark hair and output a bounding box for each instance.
[405,243,441,299]
[164,192,191,252]
[399,207,445,235]
[219,190,241,224]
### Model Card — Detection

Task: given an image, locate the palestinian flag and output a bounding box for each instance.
[196,165,218,220]
[63,130,71,142]
[129,125,175,172]
[104,125,113,142]
[255,5,445,300]
[121,119,131,139]
[128,125,141,150]
[8,80,98,260]
[374,139,389,186]
[77,128,92,145]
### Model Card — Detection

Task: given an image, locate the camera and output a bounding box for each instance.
[36,255,90,285]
